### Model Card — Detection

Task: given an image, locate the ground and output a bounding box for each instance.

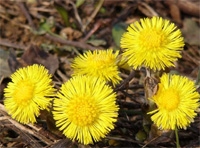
[0,0,200,147]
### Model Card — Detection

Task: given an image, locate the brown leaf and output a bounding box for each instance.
[8,49,21,73]
[164,0,182,26]
[146,124,173,146]
[144,77,158,102]
[20,45,59,74]
[0,48,12,77]
[177,0,200,17]
[181,18,200,46]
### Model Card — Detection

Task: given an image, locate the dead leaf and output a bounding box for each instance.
[146,124,173,146]
[177,0,200,17]
[20,45,59,74]
[164,0,182,26]
[7,49,21,73]
[60,27,82,40]
[181,18,200,46]
[0,48,12,77]
[144,76,158,104]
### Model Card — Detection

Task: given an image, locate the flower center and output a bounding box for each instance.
[67,96,99,127]
[13,80,34,106]
[139,29,165,50]
[157,88,180,111]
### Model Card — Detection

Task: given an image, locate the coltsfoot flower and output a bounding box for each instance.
[120,17,184,71]
[53,75,119,145]
[71,49,121,85]
[148,73,199,130]
[4,64,55,124]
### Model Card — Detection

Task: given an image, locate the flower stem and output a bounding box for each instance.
[175,127,180,148]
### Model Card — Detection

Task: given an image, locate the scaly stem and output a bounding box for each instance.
[175,127,180,148]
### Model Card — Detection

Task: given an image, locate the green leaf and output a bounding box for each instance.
[32,17,55,35]
[55,5,70,27]
[76,0,85,8]
[112,22,127,47]
[87,39,106,46]
[135,130,147,142]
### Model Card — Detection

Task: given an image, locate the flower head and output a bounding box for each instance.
[53,75,119,145]
[148,73,199,130]
[4,64,55,124]
[120,17,184,71]
[71,49,121,85]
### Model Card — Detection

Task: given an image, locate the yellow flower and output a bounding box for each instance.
[120,17,184,71]
[71,49,121,85]
[4,64,55,124]
[53,75,119,145]
[148,73,199,130]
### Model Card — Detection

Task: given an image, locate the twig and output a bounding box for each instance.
[115,70,135,91]
[18,2,36,30]
[57,69,69,82]
[27,123,42,132]
[177,0,200,17]
[0,13,30,30]
[81,18,111,42]
[9,125,44,148]
[82,0,105,32]
[29,7,57,13]
[0,104,54,145]
[54,0,83,29]
[67,0,83,29]
[139,2,158,17]
[120,90,143,104]
[0,38,26,50]
[106,136,142,144]
[0,75,5,85]
[141,136,163,148]
[45,33,97,50]
[81,20,102,42]
[0,116,8,121]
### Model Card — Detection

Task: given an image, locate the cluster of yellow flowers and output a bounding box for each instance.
[120,17,199,130]
[3,16,199,145]
[4,64,119,145]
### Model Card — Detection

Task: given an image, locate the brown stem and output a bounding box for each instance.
[45,33,98,50]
